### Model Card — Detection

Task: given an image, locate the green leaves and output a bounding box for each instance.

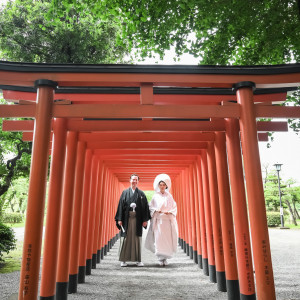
[0,0,129,64]
[0,222,16,261]
[264,171,286,211]
[49,0,300,65]
[4,0,298,65]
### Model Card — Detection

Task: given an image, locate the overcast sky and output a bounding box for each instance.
[259,130,300,184]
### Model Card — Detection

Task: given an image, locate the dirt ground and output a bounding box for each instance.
[1,228,300,300]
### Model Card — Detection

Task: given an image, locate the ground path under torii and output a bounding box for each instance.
[1,228,300,300]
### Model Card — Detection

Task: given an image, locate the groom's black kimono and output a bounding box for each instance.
[115,187,151,237]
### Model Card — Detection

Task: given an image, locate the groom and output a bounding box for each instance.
[115,174,151,266]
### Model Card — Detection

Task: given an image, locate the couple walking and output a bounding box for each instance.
[114,173,178,267]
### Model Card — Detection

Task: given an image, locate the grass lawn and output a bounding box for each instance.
[0,222,46,274]
[3,222,25,228]
[0,222,24,273]
[0,240,23,274]
[283,223,300,229]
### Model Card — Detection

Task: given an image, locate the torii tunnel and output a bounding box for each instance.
[1,61,300,300]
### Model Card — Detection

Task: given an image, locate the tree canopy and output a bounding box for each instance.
[45,0,300,65]
[0,0,130,219]
[0,0,129,63]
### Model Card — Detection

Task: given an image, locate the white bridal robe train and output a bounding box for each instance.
[145,191,178,260]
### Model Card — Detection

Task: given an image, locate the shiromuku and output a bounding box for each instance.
[145,173,178,266]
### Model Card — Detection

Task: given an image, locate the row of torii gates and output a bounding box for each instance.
[1,61,300,300]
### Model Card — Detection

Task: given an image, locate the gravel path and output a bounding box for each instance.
[0,228,299,300]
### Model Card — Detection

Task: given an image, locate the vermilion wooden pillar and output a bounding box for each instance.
[206,143,226,292]
[188,165,198,262]
[92,161,103,268]
[185,168,194,257]
[108,173,115,249]
[104,170,111,254]
[56,131,78,300]
[181,173,187,252]
[214,132,240,299]
[116,177,121,241]
[109,176,117,247]
[196,157,208,274]
[103,168,110,254]
[172,178,179,245]
[40,118,67,300]
[114,177,119,241]
[68,141,87,293]
[98,168,107,260]
[235,82,275,300]
[179,174,186,250]
[85,156,100,275]
[114,177,120,243]
[179,176,185,247]
[174,177,184,248]
[192,163,202,268]
[225,118,256,299]
[103,169,111,255]
[182,170,191,255]
[94,162,105,264]
[99,167,109,258]
[19,80,56,300]
[78,149,93,283]
[200,150,216,282]
[176,175,183,248]
[110,174,116,248]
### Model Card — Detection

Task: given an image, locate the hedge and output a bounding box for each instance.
[266,211,281,227]
[2,212,23,224]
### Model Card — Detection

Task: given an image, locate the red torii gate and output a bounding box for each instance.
[1,61,300,300]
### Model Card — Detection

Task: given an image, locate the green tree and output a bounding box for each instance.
[0,0,129,63]
[46,0,300,64]
[264,172,299,225]
[0,222,16,262]
[0,0,130,220]
[290,186,300,219]
[0,110,31,220]
[285,179,300,223]
[264,171,284,212]
[1,177,29,215]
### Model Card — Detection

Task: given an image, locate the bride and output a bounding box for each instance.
[145,174,178,266]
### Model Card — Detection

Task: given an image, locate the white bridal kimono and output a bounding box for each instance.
[145,191,178,260]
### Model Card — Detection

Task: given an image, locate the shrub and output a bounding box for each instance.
[0,222,16,261]
[267,211,281,227]
[2,212,23,224]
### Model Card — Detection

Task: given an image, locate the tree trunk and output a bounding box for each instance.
[293,200,300,219]
[285,199,298,225]
[10,202,15,212]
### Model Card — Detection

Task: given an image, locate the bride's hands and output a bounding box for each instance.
[156,210,170,215]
